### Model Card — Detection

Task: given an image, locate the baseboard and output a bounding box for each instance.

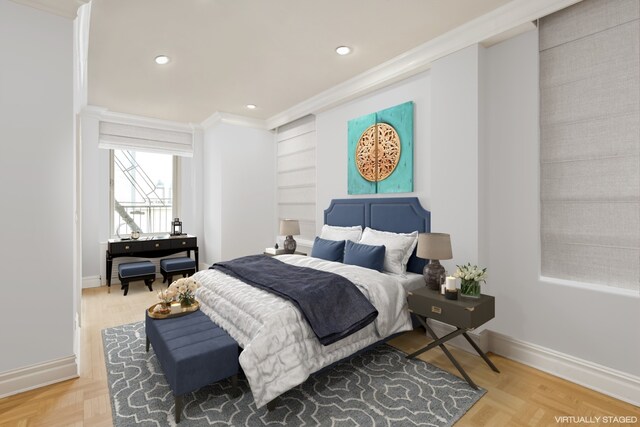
[489,331,640,407]
[199,262,210,271]
[0,356,78,399]
[82,275,101,288]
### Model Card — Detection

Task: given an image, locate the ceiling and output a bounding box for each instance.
[86,0,511,124]
[11,0,514,124]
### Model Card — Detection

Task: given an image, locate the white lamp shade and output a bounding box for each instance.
[416,233,452,260]
[279,219,300,236]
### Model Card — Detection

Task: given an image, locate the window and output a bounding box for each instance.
[276,115,317,247]
[539,0,639,291]
[110,149,178,237]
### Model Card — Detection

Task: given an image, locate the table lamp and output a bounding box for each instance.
[416,233,452,290]
[280,219,300,254]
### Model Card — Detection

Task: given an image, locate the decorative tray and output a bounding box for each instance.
[147,301,200,319]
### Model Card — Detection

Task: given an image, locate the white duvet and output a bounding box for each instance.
[193,255,412,408]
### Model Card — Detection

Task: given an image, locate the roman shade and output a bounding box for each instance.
[276,115,316,245]
[99,120,194,156]
[539,0,640,290]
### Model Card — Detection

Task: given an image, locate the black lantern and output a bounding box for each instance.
[171,218,183,236]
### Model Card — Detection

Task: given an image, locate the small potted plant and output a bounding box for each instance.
[454,263,487,298]
[169,277,199,307]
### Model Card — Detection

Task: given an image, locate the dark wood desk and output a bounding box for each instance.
[406,288,499,389]
[106,235,198,291]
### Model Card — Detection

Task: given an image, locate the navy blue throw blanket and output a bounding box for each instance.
[212,255,378,346]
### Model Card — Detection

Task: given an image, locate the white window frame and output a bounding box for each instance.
[109,149,180,238]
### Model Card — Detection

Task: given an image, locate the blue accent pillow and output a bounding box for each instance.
[311,237,346,262]
[343,240,386,272]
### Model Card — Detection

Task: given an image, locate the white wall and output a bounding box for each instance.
[316,53,482,277]
[0,0,75,374]
[181,128,205,264]
[312,29,639,402]
[80,114,109,282]
[202,123,276,264]
[316,72,431,233]
[431,45,486,273]
[484,29,640,378]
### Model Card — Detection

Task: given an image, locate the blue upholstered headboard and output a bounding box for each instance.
[323,197,431,274]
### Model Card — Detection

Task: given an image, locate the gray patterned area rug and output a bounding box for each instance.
[103,322,485,426]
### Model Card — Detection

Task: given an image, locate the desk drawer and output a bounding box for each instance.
[109,241,144,255]
[143,240,172,251]
[171,237,196,249]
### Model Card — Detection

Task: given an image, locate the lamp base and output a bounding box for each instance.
[423,260,445,291]
[283,235,297,254]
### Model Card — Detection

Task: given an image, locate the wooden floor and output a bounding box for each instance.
[1,285,638,426]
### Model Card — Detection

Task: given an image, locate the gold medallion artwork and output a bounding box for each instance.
[355,123,401,182]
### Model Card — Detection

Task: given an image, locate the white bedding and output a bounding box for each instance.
[387,271,427,292]
[193,254,412,408]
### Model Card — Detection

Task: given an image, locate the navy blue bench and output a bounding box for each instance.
[145,310,239,423]
[118,261,155,296]
[160,257,197,284]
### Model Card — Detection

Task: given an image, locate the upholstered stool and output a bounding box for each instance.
[160,257,196,284]
[118,261,155,296]
[145,310,239,423]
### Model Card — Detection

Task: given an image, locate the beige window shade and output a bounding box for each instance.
[276,115,316,245]
[539,0,640,291]
[99,121,194,157]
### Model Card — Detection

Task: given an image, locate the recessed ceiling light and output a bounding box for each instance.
[154,55,170,65]
[246,104,257,110]
[335,46,352,56]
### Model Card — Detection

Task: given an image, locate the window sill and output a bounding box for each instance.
[539,276,639,298]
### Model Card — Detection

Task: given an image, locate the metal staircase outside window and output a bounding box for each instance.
[112,150,174,236]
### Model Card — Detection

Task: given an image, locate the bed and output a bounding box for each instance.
[193,197,431,408]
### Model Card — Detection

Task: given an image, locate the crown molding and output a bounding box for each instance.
[8,0,89,19]
[200,112,222,129]
[81,105,202,132]
[201,111,269,131]
[265,0,582,129]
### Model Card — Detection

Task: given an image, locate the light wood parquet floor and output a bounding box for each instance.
[1,285,638,426]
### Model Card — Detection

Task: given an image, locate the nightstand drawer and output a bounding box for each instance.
[407,289,494,330]
[171,237,197,249]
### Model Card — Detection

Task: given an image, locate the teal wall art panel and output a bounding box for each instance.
[347,112,376,194]
[346,101,414,194]
[376,101,413,193]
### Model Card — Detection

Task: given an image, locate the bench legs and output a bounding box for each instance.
[175,395,183,423]
[231,374,239,397]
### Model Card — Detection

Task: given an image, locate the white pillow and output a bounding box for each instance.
[320,224,363,242]
[359,227,418,275]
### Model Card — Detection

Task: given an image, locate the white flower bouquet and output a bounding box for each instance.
[454,263,487,297]
[168,277,200,306]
